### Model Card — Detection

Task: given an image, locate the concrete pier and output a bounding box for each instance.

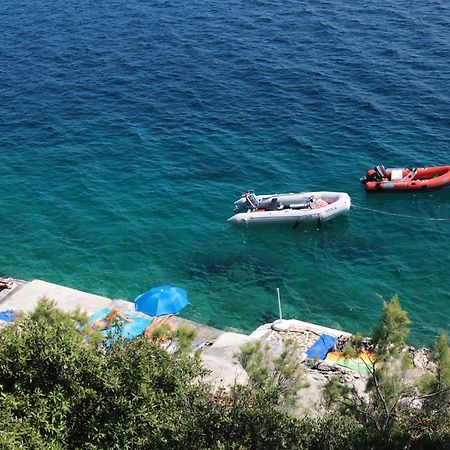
[0,278,353,391]
[0,279,112,314]
[0,278,225,342]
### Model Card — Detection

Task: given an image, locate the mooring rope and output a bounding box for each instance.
[351,204,450,221]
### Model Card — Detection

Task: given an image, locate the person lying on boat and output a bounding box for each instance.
[86,308,133,334]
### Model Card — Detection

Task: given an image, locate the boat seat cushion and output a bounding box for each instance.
[266,198,278,211]
[391,169,403,180]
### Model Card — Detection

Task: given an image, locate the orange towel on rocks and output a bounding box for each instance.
[325,350,375,372]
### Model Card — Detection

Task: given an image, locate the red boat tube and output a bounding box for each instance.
[361,165,450,193]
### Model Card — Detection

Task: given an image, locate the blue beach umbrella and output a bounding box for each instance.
[135,285,190,317]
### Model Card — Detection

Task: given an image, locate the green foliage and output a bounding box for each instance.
[148,320,171,341]
[323,375,353,411]
[0,296,448,449]
[0,299,209,449]
[394,408,450,450]
[147,321,197,356]
[418,333,450,410]
[239,341,271,386]
[323,295,450,449]
[362,296,413,433]
[0,298,98,396]
[309,413,380,450]
[436,333,450,387]
[342,333,364,359]
[208,385,318,450]
[173,325,197,355]
[372,295,410,359]
[324,297,414,435]
[238,338,308,409]
[0,299,318,449]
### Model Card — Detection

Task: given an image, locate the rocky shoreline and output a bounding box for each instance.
[255,323,439,415]
[0,277,439,416]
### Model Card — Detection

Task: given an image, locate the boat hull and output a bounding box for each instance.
[363,166,450,193]
[228,192,351,226]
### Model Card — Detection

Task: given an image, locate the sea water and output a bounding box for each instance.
[0,0,448,346]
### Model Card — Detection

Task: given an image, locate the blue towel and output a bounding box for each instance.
[306,334,337,360]
[86,308,152,345]
[0,310,16,322]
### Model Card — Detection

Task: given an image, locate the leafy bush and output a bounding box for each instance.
[0,297,448,449]
[0,299,210,449]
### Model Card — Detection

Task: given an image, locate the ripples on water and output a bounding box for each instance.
[0,0,449,345]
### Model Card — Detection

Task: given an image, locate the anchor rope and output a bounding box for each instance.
[351,204,450,221]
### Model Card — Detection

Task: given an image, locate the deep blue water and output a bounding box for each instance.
[0,0,449,346]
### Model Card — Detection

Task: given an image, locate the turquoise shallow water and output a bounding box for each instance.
[0,0,449,346]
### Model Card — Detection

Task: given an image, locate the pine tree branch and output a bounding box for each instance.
[416,387,450,399]
[370,361,391,423]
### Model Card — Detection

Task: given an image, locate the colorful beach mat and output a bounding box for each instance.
[325,351,375,373]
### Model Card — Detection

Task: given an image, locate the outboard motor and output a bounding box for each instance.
[245,192,259,209]
[361,164,387,184]
[233,191,260,213]
[374,164,388,181]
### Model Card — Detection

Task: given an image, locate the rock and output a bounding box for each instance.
[413,347,437,372]
[315,362,338,372]
[310,373,326,382]
[342,374,352,383]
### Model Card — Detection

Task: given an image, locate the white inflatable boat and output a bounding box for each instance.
[228,191,351,226]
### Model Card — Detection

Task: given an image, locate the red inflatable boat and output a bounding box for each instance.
[361,165,450,193]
